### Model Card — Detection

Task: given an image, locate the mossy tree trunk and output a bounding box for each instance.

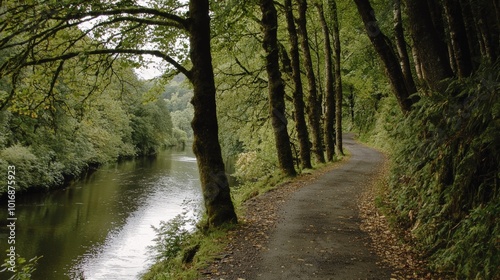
[315,1,336,161]
[296,0,325,163]
[284,0,312,170]
[405,0,454,92]
[354,0,414,112]
[393,0,417,93]
[442,0,473,78]
[260,0,297,177]
[188,0,237,227]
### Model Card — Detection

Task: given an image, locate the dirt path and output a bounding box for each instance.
[203,134,392,279]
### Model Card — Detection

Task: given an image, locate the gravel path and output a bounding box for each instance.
[203,134,392,279]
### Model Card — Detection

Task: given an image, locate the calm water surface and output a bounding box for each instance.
[0,148,203,279]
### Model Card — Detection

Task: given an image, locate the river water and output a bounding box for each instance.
[0,147,204,279]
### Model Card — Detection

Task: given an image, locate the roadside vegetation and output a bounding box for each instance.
[363,63,499,279]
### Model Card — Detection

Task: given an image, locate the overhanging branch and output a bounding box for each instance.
[22,48,192,79]
[50,7,189,30]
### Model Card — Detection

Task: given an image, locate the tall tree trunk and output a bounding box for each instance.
[442,0,473,77]
[329,0,344,156]
[188,0,237,227]
[470,0,497,62]
[284,0,312,169]
[405,0,454,92]
[260,0,297,177]
[393,0,417,93]
[459,0,481,69]
[353,0,414,112]
[296,0,325,163]
[315,2,335,161]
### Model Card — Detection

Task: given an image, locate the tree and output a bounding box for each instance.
[188,0,237,226]
[284,0,312,169]
[296,0,325,163]
[353,0,415,112]
[442,0,473,78]
[393,0,417,93]
[328,0,344,156]
[0,0,237,227]
[404,0,454,92]
[259,0,297,177]
[315,1,335,161]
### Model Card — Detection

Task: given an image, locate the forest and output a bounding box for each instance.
[0,0,499,279]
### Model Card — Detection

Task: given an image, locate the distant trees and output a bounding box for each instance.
[0,65,175,194]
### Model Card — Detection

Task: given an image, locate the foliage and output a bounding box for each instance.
[148,213,195,263]
[0,254,42,280]
[0,145,62,192]
[142,213,233,280]
[159,74,194,141]
[0,66,178,195]
[130,99,174,155]
[233,151,275,182]
[232,169,290,208]
[380,63,500,279]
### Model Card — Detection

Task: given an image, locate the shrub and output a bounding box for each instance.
[0,145,62,192]
[233,151,275,183]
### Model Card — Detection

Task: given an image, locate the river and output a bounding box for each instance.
[0,147,205,279]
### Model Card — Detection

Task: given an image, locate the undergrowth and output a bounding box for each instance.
[141,213,235,280]
[374,62,499,279]
[0,254,42,280]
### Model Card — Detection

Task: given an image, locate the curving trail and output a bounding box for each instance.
[247,134,391,279]
[204,134,392,279]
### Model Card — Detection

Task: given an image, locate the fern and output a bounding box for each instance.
[381,62,500,279]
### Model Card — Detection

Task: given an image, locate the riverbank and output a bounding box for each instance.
[0,142,188,199]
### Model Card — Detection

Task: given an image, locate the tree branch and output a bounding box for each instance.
[21,49,192,79]
[50,7,189,30]
[86,15,186,29]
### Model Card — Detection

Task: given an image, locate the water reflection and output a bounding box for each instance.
[0,148,202,280]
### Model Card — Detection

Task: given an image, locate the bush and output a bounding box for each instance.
[0,145,62,192]
[233,151,275,183]
[148,214,196,263]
